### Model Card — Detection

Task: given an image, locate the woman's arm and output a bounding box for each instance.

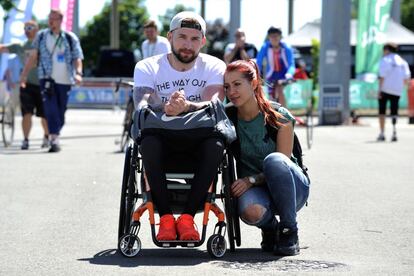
[276,121,294,158]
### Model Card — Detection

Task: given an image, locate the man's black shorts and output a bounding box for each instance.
[20,83,45,117]
[378,91,400,116]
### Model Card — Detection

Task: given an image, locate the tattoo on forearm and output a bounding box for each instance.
[187,102,198,112]
[133,86,157,110]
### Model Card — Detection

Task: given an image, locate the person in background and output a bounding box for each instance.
[20,9,84,153]
[256,27,295,107]
[377,43,411,142]
[224,59,310,256]
[223,28,257,64]
[293,59,308,80]
[0,20,49,150]
[141,20,170,59]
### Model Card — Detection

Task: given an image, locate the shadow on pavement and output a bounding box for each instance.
[78,248,281,267]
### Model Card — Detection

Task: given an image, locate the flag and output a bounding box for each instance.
[355,0,392,82]
[0,0,35,79]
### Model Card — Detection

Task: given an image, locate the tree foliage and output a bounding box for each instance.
[0,0,15,12]
[401,0,414,32]
[158,4,190,37]
[79,0,149,72]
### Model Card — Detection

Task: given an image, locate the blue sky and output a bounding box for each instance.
[1,0,322,49]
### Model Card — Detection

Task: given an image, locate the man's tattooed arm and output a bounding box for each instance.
[133,86,164,112]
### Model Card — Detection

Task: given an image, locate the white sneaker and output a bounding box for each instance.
[41,137,49,148]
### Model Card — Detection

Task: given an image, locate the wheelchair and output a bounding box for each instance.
[117,137,241,258]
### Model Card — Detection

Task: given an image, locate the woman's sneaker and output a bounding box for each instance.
[176,214,200,241]
[156,214,176,241]
[261,230,276,252]
[274,227,300,256]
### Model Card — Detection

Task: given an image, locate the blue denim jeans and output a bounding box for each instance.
[238,152,310,230]
[40,79,71,135]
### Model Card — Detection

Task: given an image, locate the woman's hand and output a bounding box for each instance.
[231,177,253,198]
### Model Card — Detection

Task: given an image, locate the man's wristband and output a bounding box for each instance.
[76,71,83,77]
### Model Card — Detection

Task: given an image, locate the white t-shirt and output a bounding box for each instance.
[46,32,71,85]
[379,53,411,96]
[134,53,226,103]
[141,36,170,59]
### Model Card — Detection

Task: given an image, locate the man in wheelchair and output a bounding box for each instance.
[133,11,227,241]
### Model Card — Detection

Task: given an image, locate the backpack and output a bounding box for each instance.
[225,102,308,177]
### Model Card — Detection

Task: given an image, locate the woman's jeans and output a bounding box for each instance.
[238,152,310,230]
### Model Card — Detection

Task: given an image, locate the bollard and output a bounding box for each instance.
[408,79,414,124]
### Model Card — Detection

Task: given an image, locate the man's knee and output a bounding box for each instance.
[240,204,267,225]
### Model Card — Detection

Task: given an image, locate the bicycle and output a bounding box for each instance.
[266,78,314,149]
[114,79,134,152]
[1,90,15,147]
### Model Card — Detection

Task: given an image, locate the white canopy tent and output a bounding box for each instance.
[284,18,414,47]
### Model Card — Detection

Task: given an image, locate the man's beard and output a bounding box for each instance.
[171,45,198,64]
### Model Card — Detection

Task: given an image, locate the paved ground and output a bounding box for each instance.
[1,109,413,275]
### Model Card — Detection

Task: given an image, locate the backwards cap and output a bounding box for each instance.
[169,11,206,36]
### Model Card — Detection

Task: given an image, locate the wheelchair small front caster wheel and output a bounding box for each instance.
[118,233,141,257]
[207,234,226,258]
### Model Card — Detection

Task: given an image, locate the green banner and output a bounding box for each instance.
[355,0,392,81]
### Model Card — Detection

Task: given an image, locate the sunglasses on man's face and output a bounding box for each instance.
[24,25,35,31]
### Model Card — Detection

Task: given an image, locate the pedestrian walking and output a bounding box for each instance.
[377,43,411,142]
[0,20,49,150]
[20,9,84,152]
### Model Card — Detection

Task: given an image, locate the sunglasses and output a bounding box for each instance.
[24,25,35,31]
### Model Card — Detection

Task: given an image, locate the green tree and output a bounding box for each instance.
[0,0,16,13]
[79,0,149,73]
[401,0,414,32]
[158,4,192,37]
[310,39,320,91]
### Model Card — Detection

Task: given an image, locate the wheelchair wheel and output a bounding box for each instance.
[1,99,15,147]
[119,129,129,152]
[305,110,313,150]
[222,152,240,252]
[118,233,141,257]
[207,234,226,258]
[118,145,137,239]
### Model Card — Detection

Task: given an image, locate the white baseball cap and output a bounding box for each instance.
[169,11,206,36]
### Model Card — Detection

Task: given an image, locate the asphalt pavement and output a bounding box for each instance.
[1,109,413,275]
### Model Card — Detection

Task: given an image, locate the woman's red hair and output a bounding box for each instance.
[225,59,283,128]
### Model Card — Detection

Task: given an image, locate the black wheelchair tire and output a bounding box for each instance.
[118,145,132,239]
[228,155,241,246]
[222,153,239,252]
[1,99,15,147]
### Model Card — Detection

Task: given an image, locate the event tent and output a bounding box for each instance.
[284,18,414,47]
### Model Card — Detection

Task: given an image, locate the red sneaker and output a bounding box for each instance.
[157,214,176,241]
[176,214,200,241]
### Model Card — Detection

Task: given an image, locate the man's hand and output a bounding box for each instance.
[74,74,82,85]
[164,90,189,116]
[231,177,253,198]
[20,75,27,89]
